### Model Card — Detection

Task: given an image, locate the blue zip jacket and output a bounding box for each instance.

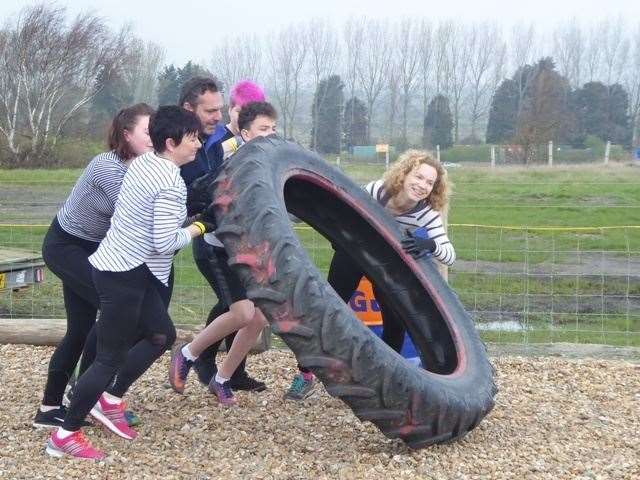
[180,124,230,187]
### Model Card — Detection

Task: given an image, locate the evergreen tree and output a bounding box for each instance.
[569,81,632,147]
[90,69,132,135]
[607,84,632,147]
[157,65,180,105]
[311,75,344,154]
[343,97,368,151]
[423,94,453,149]
[157,62,212,106]
[176,61,211,93]
[568,81,608,147]
[486,79,519,143]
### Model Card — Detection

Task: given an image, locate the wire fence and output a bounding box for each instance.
[1,161,639,347]
[332,142,635,172]
[1,222,638,347]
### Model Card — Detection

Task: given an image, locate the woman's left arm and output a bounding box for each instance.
[152,186,193,254]
[420,211,456,266]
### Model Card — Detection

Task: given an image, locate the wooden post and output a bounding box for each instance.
[604,141,611,165]
[385,149,389,170]
[336,155,340,167]
[491,145,496,168]
[437,212,449,283]
[0,318,272,353]
[436,145,440,162]
[548,141,553,166]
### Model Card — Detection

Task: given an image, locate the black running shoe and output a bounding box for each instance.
[228,372,267,392]
[33,406,92,429]
[193,357,217,386]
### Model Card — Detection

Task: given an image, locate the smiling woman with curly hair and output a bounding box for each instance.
[284,149,456,401]
[382,149,451,213]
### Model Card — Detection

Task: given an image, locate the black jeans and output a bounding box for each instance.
[41,218,100,406]
[328,247,406,353]
[63,265,175,431]
[192,237,246,380]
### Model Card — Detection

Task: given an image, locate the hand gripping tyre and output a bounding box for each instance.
[206,135,496,449]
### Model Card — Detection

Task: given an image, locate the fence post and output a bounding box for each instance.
[336,155,340,167]
[548,141,553,166]
[604,141,611,165]
[385,149,389,170]
[437,211,449,282]
[491,145,496,168]
[436,144,440,162]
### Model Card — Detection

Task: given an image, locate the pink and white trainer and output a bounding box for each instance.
[90,394,137,440]
[45,429,105,460]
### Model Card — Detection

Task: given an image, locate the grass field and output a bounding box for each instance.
[1,162,639,346]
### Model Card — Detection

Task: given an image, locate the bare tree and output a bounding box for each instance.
[509,22,538,74]
[307,18,339,150]
[393,18,421,146]
[0,24,20,157]
[342,17,365,148]
[467,23,505,140]
[0,5,129,166]
[356,19,391,143]
[626,24,640,147]
[509,22,539,122]
[584,24,603,82]
[599,17,629,86]
[342,18,363,98]
[417,20,433,145]
[553,18,584,88]
[386,62,401,143]
[210,35,263,91]
[446,23,472,143]
[433,21,453,96]
[268,25,307,139]
[124,39,165,105]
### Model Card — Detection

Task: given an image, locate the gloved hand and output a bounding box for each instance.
[192,203,217,235]
[187,172,218,215]
[200,203,217,224]
[401,229,437,259]
[192,218,216,235]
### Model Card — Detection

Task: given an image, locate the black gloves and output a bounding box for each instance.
[187,171,218,216]
[401,229,437,259]
[192,203,217,234]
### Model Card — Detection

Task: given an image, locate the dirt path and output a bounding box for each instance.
[454,252,640,277]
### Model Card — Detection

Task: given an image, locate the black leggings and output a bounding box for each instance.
[329,248,406,350]
[41,219,100,406]
[64,265,175,431]
[193,241,246,380]
[78,268,175,397]
[41,219,174,406]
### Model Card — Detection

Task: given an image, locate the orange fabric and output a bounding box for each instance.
[349,277,383,326]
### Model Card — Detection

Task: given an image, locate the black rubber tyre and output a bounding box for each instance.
[208,136,496,449]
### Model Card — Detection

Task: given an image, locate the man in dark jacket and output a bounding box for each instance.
[179,76,266,392]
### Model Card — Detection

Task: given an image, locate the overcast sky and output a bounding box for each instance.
[2,0,640,66]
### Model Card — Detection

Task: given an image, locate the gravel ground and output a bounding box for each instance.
[0,344,638,480]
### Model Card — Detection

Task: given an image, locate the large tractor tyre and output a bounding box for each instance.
[207,135,496,449]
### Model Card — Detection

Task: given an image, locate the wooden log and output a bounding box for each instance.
[0,318,271,353]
